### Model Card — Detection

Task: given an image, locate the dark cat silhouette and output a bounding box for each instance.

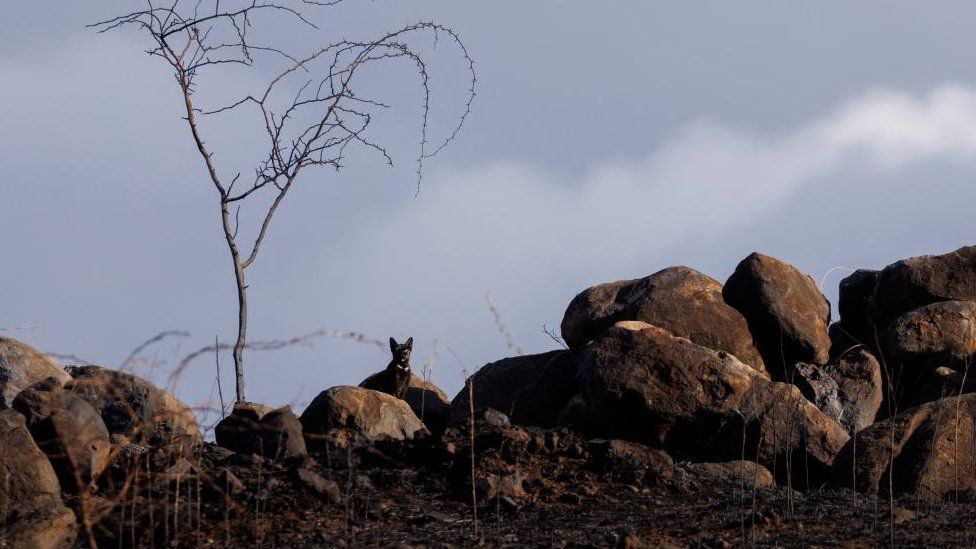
[360,337,413,399]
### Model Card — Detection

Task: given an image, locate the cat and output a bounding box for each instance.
[360,337,413,399]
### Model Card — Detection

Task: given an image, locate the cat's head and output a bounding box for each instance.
[389,337,413,369]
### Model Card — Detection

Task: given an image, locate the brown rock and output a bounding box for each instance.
[0,336,70,409]
[872,245,976,332]
[837,269,881,347]
[884,300,976,376]
[0,409,77,548]
[65,365,201,455]
[832,393,976,501]
[13,377,111,492]
[685,460,775,487]
[300,386,425,450]
[723,253,832,377]
[561,266,766,373]
[450,350,578,428]
[294,468,341,504]
[359,372,452,434]
[577,321,848,486]
[793,348,883,435]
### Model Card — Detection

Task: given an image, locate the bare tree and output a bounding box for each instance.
[92,1,475,403]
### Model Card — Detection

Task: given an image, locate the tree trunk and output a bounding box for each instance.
[232,260,248,403]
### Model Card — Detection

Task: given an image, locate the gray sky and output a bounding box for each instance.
[3,2,976,431]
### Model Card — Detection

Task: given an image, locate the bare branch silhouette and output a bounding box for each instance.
[92,0,476,402]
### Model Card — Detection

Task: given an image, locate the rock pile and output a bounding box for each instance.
[3,244,976,546]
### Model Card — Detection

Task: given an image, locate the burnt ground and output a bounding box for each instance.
[81,419,976,548]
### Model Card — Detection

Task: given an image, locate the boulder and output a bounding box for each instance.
[576,321,848,486]
[0,409,78,548]
[12,377,111,492]
[872,245,976,332]
[837,269,881,347]
[359,372,451,434]
[65,366,201,454]
[215,402,306,459]
[300,386,425,449]
[0,336,70,409]
[832,393,976,501]
[723,253,832,377]
[684,461,775,488]
[793,348,883,435]
[560,266,765,373]
[450,350,578,428]
[883,300,976,377]
[907,366,976,409]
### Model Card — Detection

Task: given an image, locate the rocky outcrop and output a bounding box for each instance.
[300,386,425,449]
[723,253,832,377]
[793,348,883,435]
[65,365,201,455]
[575,321,848,486]
[12,376,111,492]
[0,336,71,409]
[561,266,765,373]
[450,350,578,428]
[215,402,306,459]
[832,393,976,501]
[0,409,78,548]
[872,245,976,332]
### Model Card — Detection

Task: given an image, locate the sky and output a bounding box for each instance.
[2,2,976,432]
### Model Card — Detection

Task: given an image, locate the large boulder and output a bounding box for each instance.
[723,253,832,377]
[450,350,578,428]
[560,266,766,373]
[12,377,111,492]
[576,321,848,486]
[872,245,976,332]
[834,269,881,351]
[300,386,425,449]
[833,393,976,501]
[65,366,201,454]
[883,300,976,377]
[0,409,78,548]
[0,336,70,409]
[359,372,451,434]
[793,348,883,435]
[215,403,306,460]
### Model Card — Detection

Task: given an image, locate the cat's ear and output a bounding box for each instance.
[389,337,398,353]
[404,337,414,350]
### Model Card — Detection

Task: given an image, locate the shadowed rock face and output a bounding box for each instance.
[884,300,976,373]
[449,350,579,428]
[833,393,976,502]
[65,365,201,455]
[871,245,976,332]
[13,376,111,492]
[561,266,766,374]
[723,252,832,377]
[0,336,71,409]
[300,386,425,449]
[575,321,848,487]
[216,403,307,460]
[359,372,451,434]
[836,269,881,349]
[0,409,78,548]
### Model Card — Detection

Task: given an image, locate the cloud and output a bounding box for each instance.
[298,84,976,396]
